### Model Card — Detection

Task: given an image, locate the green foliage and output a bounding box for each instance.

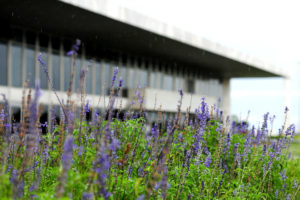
[1,116,299,199]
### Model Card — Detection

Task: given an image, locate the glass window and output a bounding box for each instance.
[187,79,195,94]
[163,74,173,91]
[137,68,148,87]
[103,61,111,93]
[181,77,186,92]
[74,57,81,91]
[196,80,201,95]
[39,48,48,89]
[119,65,127,88]
[95,61,102,95]
[157,72,163,89]
[52,52,60,90]
[0,43,8,86]
[64,55,71,91]
[175,77,181,91]
[25,46,35,88]
[11,43,22,87]
[128,67,135,88]
[202,80,209,96]
[85,61,93,94]
[150,71,156,88]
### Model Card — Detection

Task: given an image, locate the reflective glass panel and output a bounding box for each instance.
[137,68,148,87]
[95,61,102,95]
[119,65,127,88]
[85,62,93,94]
[64,55,71,91]
[74,57,81,91]
[0,43,8,85]
[11,43,22,87]
[39,48,48,89]
[157,72,162,89]
[150,71,156,88]
[52,52,60,90]
[163,74,173,91]
[103,62,111,93]
[25,46,35,88]
[128,67,135,88]
[175,77,181,91]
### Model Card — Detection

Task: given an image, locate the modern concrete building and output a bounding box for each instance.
[0,0,287,123]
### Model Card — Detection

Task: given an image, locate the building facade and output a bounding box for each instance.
[0,0,286,123]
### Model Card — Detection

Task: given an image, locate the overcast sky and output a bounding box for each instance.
[117,0,300,131]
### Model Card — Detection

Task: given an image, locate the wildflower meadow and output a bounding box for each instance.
[0,40,299,200]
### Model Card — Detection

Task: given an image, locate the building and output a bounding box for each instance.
[0,0,287,123]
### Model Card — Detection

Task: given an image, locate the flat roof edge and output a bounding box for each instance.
[61,0,288,78]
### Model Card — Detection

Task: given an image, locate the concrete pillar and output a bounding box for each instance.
[222,78,231,119]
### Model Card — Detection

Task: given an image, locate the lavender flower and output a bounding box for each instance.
[292,180,298,189]
[84,100,90,114]
[62,136,74,170]
[38,53,46,67]
[67,39,81,55]
[82,192,94,200]
[109,137,120,152]
[275,189,279,198]
[137,194,145,200]
[111,67,119,87]
[233,189,237,196]
[204,153,212,168]
[280,170,287,182]
[179,89,183,97]
[151,124,159,139]
[119,78,123,88]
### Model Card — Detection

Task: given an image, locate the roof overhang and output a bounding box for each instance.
[0,0,288,78]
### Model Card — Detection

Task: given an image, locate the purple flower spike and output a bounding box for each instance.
[137,194,145,200]
[38,53,46,67]
[111,67,119,86]
[84,100,90,113]
[179,89,183,97]
[82,192,94,200]
[204,153,212,168]
[80,68,86,80]
[119,78,123,88]
[62,136,74,171]
[67,50,75,56]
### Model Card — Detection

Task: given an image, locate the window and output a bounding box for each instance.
[64,55,71,91]
[175,76,184,91]
[74,57,81,91]
[127,64,135,88]
[196,80,201,95]
[137,68,148,87]
[95,61,102,95]
[149,71,156,88]
[0,43,8,86]
[103,61,111,94]
[175,77,181,91]
[25,45,35,88]
[163,74,173,91]
[119,64,127,88]
[187,79,195,94]
[11,43,22,87]
[39,48,48,89]
[157,72,163,89]
[85,61,93,94]
[52,52,60,90]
